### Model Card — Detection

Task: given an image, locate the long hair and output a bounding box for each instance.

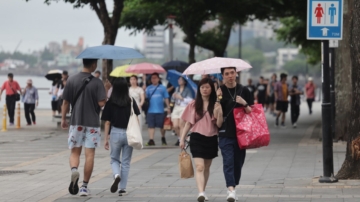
[110,77,131,107]
[194,78,217,117]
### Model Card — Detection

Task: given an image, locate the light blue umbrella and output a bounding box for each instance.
[167,70,197,98]
[76,45,144,60]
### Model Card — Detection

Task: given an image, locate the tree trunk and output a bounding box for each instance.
[102,29,117,81]
[188,34,196,64]
[336,0,360,179]
[334,0,353,141]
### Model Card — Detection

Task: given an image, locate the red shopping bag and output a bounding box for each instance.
[233,104,270,149]
[163,115,173,131]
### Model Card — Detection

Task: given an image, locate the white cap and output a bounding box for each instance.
[308,77,313,81]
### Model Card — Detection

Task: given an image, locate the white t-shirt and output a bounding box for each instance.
[129,86,144,106]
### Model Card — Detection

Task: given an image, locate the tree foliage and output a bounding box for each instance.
[0,52,37,66]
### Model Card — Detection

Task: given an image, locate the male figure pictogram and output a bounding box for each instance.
[329,4,336,24]
[315,3,324,24]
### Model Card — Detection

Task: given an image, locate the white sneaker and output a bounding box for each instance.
[203,192,209,201]
[79,186,90,196]
[226,190,236,202]
[197,193,205,202]
[293,123,297,128]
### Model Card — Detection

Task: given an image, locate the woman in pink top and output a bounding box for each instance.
[305,77,316,114]
[180,78,223,202]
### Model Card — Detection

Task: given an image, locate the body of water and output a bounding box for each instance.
[0,75,54,109]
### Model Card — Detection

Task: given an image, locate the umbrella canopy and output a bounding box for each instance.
[126,63,166,74]
[166,70,197,98]
[76,45,144,60]
[45,69,63,81]
[110,65,137,77]
[182,57,252,75]
[162,60,189,72]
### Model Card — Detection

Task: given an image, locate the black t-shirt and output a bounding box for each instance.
[256,83,267,99]
[246,85,256,94]
[101,98,140,129]
[290,84,301,105]
[220,84,254,138]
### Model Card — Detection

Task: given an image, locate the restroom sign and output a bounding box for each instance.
[307,0,343,40]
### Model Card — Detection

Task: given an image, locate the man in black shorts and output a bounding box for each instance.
[274,73,289,128]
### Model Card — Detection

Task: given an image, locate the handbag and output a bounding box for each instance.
[126,98,143,150]
[178,149,194,179]
[163,115,172,131]
[233,104,270,149]
[142,85,159,112]
[9,83,20,101]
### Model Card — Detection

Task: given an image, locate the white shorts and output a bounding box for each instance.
[68,125,101,149]
[171,105,186,121]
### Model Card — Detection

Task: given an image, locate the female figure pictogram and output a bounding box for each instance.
[315,3,324,24]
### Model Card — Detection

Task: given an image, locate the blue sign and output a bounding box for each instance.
[307,0,343,40]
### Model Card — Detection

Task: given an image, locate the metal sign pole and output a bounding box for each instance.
[319,40,338,183]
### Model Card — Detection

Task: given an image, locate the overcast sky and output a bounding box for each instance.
[0,0,142,53]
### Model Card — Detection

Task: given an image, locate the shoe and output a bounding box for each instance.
[79,186,90,196]
[197,193,205,202]
[175,139,180,146]
[161,137,167,146]
[293,123,297,128]
[275,118,279,127]
[204,193,209,201]
[110,175,121,193]
[26,124,31,126]
[9,123,14,126]
[146,139,155,146]
[68,171,79,195]
[281,123,286,129]
[226,190,236,202]
[118,189,126,196]
[33,122,36,125]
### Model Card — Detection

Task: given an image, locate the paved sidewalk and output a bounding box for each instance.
[0,103,357,202]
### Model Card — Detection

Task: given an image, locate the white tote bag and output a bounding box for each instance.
[126,99,143,150]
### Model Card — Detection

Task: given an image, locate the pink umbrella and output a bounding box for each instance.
[182,57,252,75]
[126,63,166,74]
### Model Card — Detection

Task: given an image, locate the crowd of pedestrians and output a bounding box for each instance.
[245,73,317,128]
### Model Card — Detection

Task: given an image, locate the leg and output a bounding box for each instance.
[219,137,236,189]
[290,105,295,124]
[69,147,82,195]
[172,118,180,137]
[110,131,122,178]
[193,158,206,193]
[24,103,31,125]
[203,159,213,191]
[233,144,246,186]
[119,136,134,190]
[148,128,155,140]
[29,104,36,123]
[70,147,82,169]
[307,99,311,113]
[160,128,166,137]
[281,112,286,123]
[6,96,15,123]
[294,105,300,123]
[83,148,95,182]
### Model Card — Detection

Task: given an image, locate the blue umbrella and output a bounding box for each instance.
[76,45,144,60]
[210,73,223,81]
[166,70,197,98]
[162,60,189,72]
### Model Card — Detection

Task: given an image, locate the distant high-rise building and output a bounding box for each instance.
[48,42,61,55]
[143,25,165,59]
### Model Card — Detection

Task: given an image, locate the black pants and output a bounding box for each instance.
[6,95,16,123]
[307,98,314,113]
[24,103,36,125]
[291,104,300,124]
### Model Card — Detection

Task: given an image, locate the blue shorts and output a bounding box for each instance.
[147,113,165,128]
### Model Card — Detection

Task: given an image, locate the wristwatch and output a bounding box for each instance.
[244,103,249,108]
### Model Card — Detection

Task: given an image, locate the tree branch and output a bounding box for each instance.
[111,0,124,31]
[98,0,112,30]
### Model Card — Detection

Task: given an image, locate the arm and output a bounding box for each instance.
[140,91,145,106]
[167,86,174,93]
[216,111,223,128]
[165,98,171,114]
[35,89,39,106]
[104,121,111,150]
[98,99,106,108]
[179,121,193,149]
[61,100,70,129]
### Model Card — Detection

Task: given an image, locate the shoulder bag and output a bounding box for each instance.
[142,85,159,112]
[9,82,20,101]
[127,98,143,150]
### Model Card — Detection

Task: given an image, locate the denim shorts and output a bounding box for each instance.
[68,125,101,149]
[146,113,165,128]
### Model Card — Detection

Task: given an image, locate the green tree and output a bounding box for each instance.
[241,47,265,76]
[31,0,126,80]
[41,48,54,61]
[282,59,307,76]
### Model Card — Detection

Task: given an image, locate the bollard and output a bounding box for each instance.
[1,104,7,132]
[16,103,20,129]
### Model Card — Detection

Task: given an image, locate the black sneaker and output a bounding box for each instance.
[119,189,126,196]
[146,139,155,146]
[281,122,286,128]
[161,137,167,146]
[110,175,121,193]
[175,139,180,146]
